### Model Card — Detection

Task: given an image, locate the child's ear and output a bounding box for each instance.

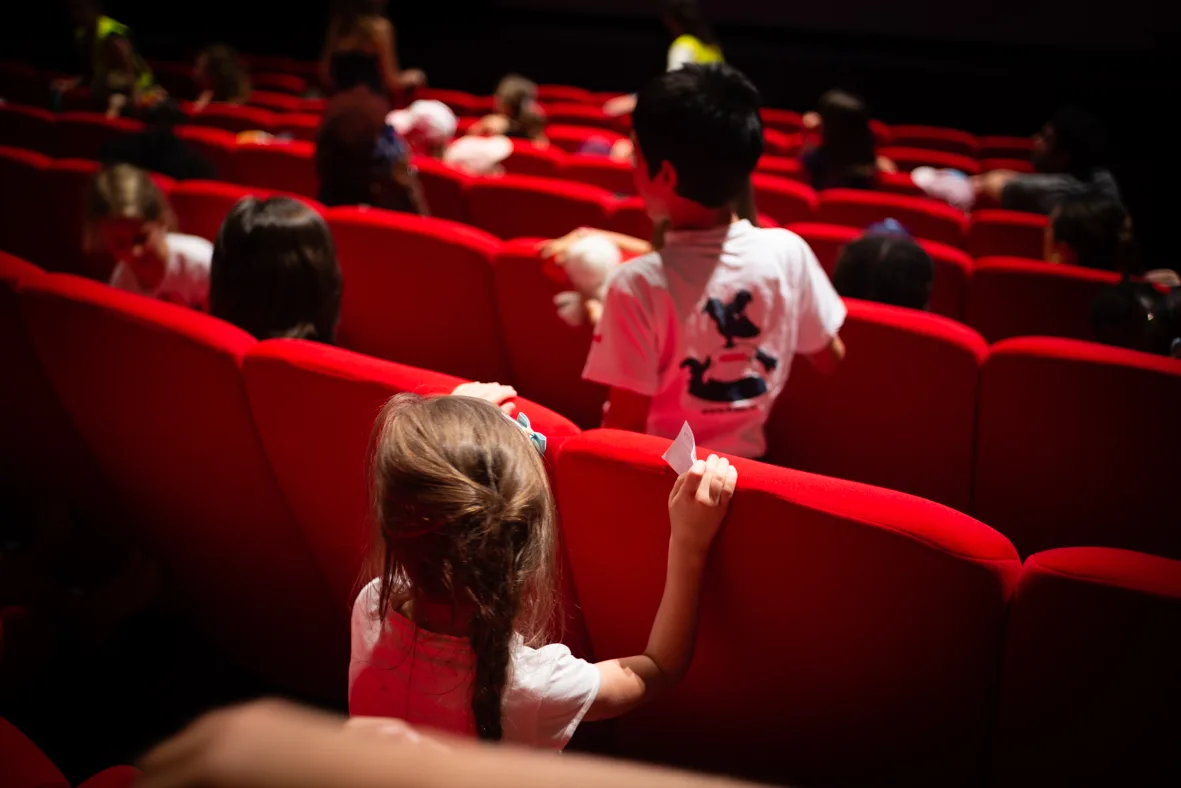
[658,160,678,191]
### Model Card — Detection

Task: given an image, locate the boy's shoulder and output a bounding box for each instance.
[605,250,669,293]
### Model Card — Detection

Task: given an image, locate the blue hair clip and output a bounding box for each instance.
[515,412,547,457]
[864,217,911,238]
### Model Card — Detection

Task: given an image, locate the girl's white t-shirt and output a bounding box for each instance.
[348,578,601,750]
[108,232,213,311]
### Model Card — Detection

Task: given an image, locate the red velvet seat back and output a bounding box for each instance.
[817,189,969,248]
[992,548,1181,786]
[234,141,318,199]
[557,430,1020,784]
[963,257,1119,344]
[750,173,818,225]
[467,175,614,240]
[189,104,277,135]
[42,158,106,280]
[502,139,568,178]
[564,157,635,196]
[879,146,981,175]
[0,146,50,265]
[242,339,585,650]
[412,156,472,224]
[967,209,1047,259]
[0,105,55,154]
[327,207,512,382]
[52,112,144,160]
[974,339,1181,558]
[545,124,625,155]
[170,180,269,242]
[768,300,987,511]
[20,275,343,700]
[887,125,980,158]
[173,126,239,180]
[492,239,608,428]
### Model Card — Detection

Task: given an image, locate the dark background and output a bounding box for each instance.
[3,0,1175,264]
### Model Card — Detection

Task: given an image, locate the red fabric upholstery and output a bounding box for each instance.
[188,104,278,135]
[980,157,1034,173]
[879,146,981,175]
[876,170,926,197]
[760,108,805,135]
[542,103,626,134]
[171,180,269,242]
[963,256,1118,343]
[768,300,986,511]
[750,173,817,225]
[503,139,567,178]
[784,223,972,319]
[243,339,580,611]
[564,157,635,195]
[537,84,594,104]
[492,238,608,429]
[251,72,308,95]
[0,63,49,106]
[148,60,198,100]
[557,429,1019,784]
[975,339,1181,558]
[887,125,980,157]
[412,156,473,224]
[545,125,625,155]
[978,135,1034,160]
[756,155,804,181]
[51,113,144,160]
[763,129,803,157]
[413,89,488,116]
[173,125,239,180]
[242,55,320,82]
[991,548,1181,786]
[42,159,110,280]
[327,207,511,382]
[607,196,653,242]
[0,716,68,788]
[246,91,306,114]
[968,209,1047,259]
[817,189,968,248]
[234,141,317,198]
[76,767,140,788]
[0,146,50,265]
[467,175,614,240]
[0,105,54,154]
[274,113,322,143]
[20,275,344,700]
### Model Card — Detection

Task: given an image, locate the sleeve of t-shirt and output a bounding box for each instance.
[581,266,661,396]
[793,236,847,355]
[667,41,697,71]
[525,644,601,749]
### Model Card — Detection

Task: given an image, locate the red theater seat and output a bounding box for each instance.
[0,63,48,106]
[412,157,473,224]
[20,275,344,700]
[888,125,980,158]
[173,125,238,180]
[0,716,139,788]
[542,103,626,134]
[974,339,1181,558]
[246,90,305,114]
[763,129,803,157]
[786,222,973,319]
[148,60,197,101]
[189,104,277,135]
[991,548,1181,786]
[767,300,986,511]
[413,88,489,117]
[565,156,635,195]
[879,146,981,175]
[817,189,968,248]
[274,113,322,142]
[750,173,817,225]
[968,209,1047,259]
[492,238,608,429]
[980,158,1034,173]
[42,158,110,280]
[757,155,804,181]
[502,139,568,178]
[242,340,580,615]
[170,180,270,242]
[876,170,926,198]
[537,84,594,104]
[978,135,1034,160]
[557,430,1020,784]
[52,112,145,160]
[467,175,615,240]
[251,72,308,95]
[0,146,50,265]
[327,207,511,382]
[964,257,1119,344]
[545,125,625,155]
[234,141,317,198]
[608,196,654,241]
[0,104,54,154]
[760,108,805,135]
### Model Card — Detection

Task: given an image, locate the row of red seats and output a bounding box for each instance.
[2,253,1177,784]
[1,717,137,788]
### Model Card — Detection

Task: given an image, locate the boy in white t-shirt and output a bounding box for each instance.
[87,163,212,311]
[584,64,846,458]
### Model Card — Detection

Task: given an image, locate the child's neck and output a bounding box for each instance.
[664,202,736,232]
[403,590,473,637]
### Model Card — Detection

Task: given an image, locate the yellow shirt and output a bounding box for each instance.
[667,34,724,71]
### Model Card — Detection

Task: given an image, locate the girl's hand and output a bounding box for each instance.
[603,95,637,117]
[668,454,737,556]
[399,68,427,89]
[538,227,594,263]
[450,382,517,415]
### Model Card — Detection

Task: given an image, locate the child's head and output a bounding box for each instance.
[210,197,342,342]
[1045,196,1128,271]
[630,63,763,221]
[369,393,558,740]
[1033,107,1106,178]
[494,74,538,122]
[1092,279,1181,356]
[388,100,458,157]
[195,44,250,103]
[832,230,934,311]
[815,88,877,168]
[85,163,175,280]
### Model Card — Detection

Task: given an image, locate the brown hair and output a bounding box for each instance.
[369,394,558,741]
[495,74,538,122]
[84,163,176,252]
[196,44,250,104]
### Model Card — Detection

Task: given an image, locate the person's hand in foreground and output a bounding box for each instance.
[450,381,517,415]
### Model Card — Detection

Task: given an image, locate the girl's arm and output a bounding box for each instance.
[538,228,652,262]
[372,18,402,95]
[584,455,737,721]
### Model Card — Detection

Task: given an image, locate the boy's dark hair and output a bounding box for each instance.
[1042,106,1107,178]
[210,197,343,343]
[832,234,934,311]
[632,63,763,209]
[1052,197,1127,271]
[1091,279,1180,356]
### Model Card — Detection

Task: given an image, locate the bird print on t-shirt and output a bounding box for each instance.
[682,290,779,404]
